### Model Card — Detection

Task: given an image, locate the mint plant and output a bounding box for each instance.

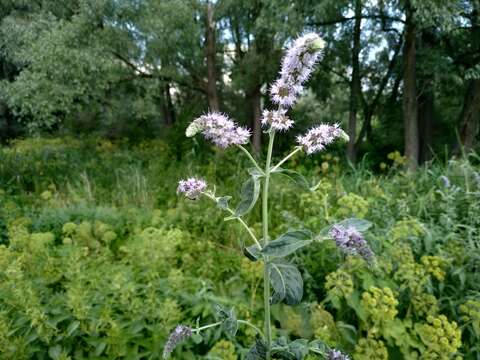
[167,33,373,360]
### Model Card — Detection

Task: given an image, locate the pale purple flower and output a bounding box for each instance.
[280,33,325,83]
[439,175,451,188]
[329,225,374,262]
[327,349,351,360]
[177,178,207,200]
[163,325,193,359]
[270,77,300,108]
[186,112,250,148]
[270,33,325,108]
[261,109,294,131]
[297,124,346,154]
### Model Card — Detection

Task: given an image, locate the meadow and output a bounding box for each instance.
[0,137,479,359]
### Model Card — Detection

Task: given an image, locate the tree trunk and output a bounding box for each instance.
[250,85,262,155]
[418,30,435,164]
[403,1,419,171]
[347,0,362,163]
[162,82,175,126]
[206,2,220,112]
[418,82,434,164]
[455,79,480,153]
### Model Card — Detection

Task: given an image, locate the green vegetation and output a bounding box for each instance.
[0,138,479,359]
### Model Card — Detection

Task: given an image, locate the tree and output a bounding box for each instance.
[402,0,419,170]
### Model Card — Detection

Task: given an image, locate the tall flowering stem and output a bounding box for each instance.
[173,33,359,360]
[263,130,275,359]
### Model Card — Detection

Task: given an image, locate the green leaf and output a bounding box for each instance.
[261,230,313,257]
[272,339,309,360]
[336,218,372,232]
[272,168,311,191]
[48,345,62,360]
[214,304,238,337]
[216,196,231,210]
[230,168,262,218]
[244,243,262,262]
[246,336,267,360]
[66,320,80,336]
[318,218,372,238]
[268,261,303,305]
[308,339,329,353]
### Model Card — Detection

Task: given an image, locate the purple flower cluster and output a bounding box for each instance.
[327,349,351,360]
[270,33,325,108]
[163,325,193,359]
[329,225,374,262]
[186,112,250,148]
[297,123,346,154]
[177,178,207,200]
[261,109,294,131]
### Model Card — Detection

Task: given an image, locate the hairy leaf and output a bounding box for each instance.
[244,243,262,261]
[216,196,231,210]
[272,168,311,191]
[268,261,303,305]
[214,304,238,337]
[246,337,267,360]
[261,230,313,257]
[231,168,263,218]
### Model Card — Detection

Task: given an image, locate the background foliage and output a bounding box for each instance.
[0,138,479,358]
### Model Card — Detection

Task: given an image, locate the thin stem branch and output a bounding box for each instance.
[237,145,264,174]
[262,130,275,360]
[237,320,264,337]
[192,321,222,333]
[203,192,262,249]
[271,147,302,172]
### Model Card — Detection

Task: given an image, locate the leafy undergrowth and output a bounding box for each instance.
[0,138,479,359]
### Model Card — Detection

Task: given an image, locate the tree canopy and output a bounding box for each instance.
[1,0,479,167]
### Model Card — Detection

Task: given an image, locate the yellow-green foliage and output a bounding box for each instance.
[310,305,339,346]
[390,218,425,242]
[420,256,448,281]
[459,299,480,336]
[353,337,389,360]
[415,315,462,358]
[361,287,398,324]
[325,269,354,305]
[394,261,429,293]
[336,193,369,219]
[208,340,237,360]
[412,293,439,318]
[0,221,189,359]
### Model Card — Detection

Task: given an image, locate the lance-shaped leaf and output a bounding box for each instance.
[227,168,263,218]
[214,304,238,338]
[271,168,311,191]
[268,261,303,305]
[261,230,313,258]
[246,336,267,360]
[215,304,238,337]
